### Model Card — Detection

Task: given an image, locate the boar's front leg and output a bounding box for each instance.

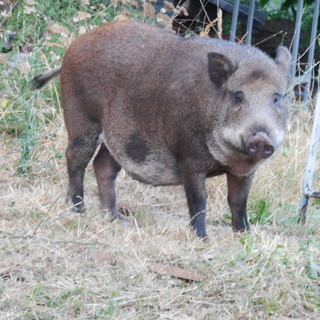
[226,172,254,232]
[182,171,208,238]
[93,143,123,220]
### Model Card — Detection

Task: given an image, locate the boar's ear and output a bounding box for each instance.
[275,46,291,75]
[207,52,237,88]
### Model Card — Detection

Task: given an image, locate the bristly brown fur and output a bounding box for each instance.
[31,20,291,238]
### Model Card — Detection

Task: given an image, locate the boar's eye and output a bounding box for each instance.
[233,91,244,104]
[273,93,282,104]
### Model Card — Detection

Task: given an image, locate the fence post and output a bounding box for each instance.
[290,0,304,79]
[230,0,240,42]
[245,0,255,45]
[299,89,320,223]
[303,0,320,102]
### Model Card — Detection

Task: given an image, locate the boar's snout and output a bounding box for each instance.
[246,132,274,162]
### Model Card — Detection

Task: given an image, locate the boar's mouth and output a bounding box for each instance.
[223,137,249,158]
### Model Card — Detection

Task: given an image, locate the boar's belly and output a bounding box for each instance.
[119,157,181,186]
[103,132,181,185]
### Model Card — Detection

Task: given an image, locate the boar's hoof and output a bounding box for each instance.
[68,197,86,214]
[110,210,132,227]
[196,230,208,239]
[71,205,86,215]
[233,225,250,233]
[247,135,274,162]
[232,219,250,232]
[192,226,208,239]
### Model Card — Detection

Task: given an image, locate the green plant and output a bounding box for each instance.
[259,0,318,42]
[248,199,274,225]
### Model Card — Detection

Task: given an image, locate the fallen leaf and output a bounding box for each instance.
[114,14,129,21]
[17,61,31,74]
[25,0,38,5]
[142,2,155,19]
[88,250,125,265]
[78,26,87,35]
[74,11,91,22]
[130,0,139,8]
[164,0,174,10]
[156,13,171,26]
[176,6,188,17]
[23,5,36,14]
[110,0,119,6]
[43,41,64,48]
[81,0,90,4]
[60,34,75,48]
[149,262,203,282]
[0,98,10,108]
[200,253,215,260]
[48,23,70,35]
[21,44,32,53]
[309,257,320,280]
[0,266,24,281]
[0,55,8,65]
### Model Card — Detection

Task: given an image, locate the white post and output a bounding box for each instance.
[299,89,320,223]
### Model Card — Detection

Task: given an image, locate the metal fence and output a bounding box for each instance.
[224,0,319,102]
[174,0,319,101]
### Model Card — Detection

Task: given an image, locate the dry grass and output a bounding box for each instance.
[1,96,320,319]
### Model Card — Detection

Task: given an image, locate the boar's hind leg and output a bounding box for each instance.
[182,171,208,238]
[227,173,254,232]
[66,134,98,213]
[93,143,122,220]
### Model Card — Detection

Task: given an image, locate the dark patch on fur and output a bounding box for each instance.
[76,84,85,96]
[251,70,266,80]
[73,136,86,148]
[253,125,269,135]
[125,133,150,163]
[243,70,269,85]
[89,115,100,124]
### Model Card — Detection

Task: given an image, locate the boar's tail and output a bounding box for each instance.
[31,66,61,90]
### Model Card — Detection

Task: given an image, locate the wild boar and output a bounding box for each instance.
[32,20,291,238]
